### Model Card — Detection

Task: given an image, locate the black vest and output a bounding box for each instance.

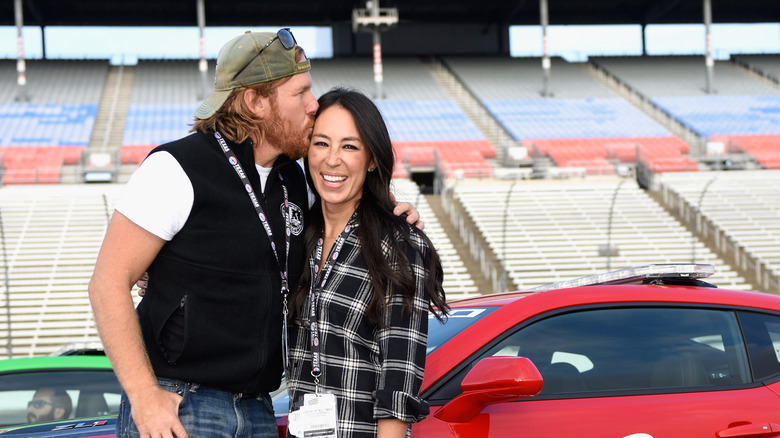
[136,131,309,394]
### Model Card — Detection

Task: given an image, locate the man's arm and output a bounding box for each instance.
[88,212,188,438]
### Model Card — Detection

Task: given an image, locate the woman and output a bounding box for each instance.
[285,88,449,438]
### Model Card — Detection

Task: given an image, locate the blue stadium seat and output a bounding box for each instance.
[654,95,780,138]
[123,103,196,146]
[485,98,670,141]
[0,104,96,146]
[375,100,485,142]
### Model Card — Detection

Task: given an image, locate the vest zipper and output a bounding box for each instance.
[167,294,188,366]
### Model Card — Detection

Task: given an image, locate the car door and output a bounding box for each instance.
[417,305,780,438]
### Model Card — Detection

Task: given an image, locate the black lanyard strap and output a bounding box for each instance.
[215,131,291,288]
[308,212,359,382]
[215,131,294,367]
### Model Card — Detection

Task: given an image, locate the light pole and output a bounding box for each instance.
[352,1,398,100]
[14,0,29,102]
[501,181,518,292]
[196,0,209,100]
[692,176,717,263]
[602,179,626,271]
[540,0,551,97]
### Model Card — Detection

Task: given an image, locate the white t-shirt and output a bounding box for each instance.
[116,151,315,241]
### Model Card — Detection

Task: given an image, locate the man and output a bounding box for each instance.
[89,29,419,438]
[27,388,72,424]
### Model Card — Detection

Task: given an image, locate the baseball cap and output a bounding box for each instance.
[195,28,311,119]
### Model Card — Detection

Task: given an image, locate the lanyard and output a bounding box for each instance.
[308,212,358,389]
[214,131,293,366]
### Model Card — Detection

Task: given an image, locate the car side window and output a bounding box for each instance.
[428,306,751,402]
[737,311,780,381]
[0,370,121,427]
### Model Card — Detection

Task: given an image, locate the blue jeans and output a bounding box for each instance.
[117,377,279,438]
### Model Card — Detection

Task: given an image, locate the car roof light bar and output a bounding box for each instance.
[530,263,715,292]
[47,341,105,356]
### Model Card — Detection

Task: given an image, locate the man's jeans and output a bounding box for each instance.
[117,377,279,438]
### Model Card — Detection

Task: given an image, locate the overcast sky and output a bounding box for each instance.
[510,23,780,61]
[0,26,333,62]
[1,23,778,63]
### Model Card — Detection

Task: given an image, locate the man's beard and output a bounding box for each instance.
[263,103,312,161]
[28,411,55,423]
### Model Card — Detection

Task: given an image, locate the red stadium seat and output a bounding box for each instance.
[0,146,70,185]
[526,136,693,174]
[721,135,780,169]
[120,145,157,165]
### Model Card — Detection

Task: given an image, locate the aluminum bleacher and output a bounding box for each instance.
[119,58,493,176]
[591,55,779,98]
[390,178,478,298]
[0,60,107,184]
[450,177,752,291]
[121,60,212,164]
[0,184,142,357]
[310,57,493,178]
[127,60,213,105]
[656,170,780,281]
[733,54,780,83]
[591,56,780,149]
[592,56,780,170]
[444,56,616,100]
[444,56,690,174]
[0,60,107,104]
[311,57,452,100]
[678,55,780,169]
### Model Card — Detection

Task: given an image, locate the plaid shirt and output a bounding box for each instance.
[286,223,432,438]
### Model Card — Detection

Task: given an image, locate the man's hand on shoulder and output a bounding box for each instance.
[390,193,425,231]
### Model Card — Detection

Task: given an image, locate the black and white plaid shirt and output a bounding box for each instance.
[286,223,432,438]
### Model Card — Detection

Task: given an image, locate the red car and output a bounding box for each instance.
[410,263,780,438]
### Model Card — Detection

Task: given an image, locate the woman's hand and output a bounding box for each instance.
[136,272,149,297]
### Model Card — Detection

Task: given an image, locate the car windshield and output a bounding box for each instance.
[427,307,498,354]
[0,370,122,427]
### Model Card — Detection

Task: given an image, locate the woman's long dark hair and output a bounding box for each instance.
[290,87,448,326]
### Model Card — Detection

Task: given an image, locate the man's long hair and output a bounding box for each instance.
[290,88,448,327]
[191,46,306,144]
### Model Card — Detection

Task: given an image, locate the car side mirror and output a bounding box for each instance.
[433,356,543,423]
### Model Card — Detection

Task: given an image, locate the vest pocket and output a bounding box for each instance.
[157,294,188,365]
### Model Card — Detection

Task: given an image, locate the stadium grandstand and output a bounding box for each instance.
[0,0,779,357]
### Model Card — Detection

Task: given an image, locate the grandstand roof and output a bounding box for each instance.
[3,0,778,28]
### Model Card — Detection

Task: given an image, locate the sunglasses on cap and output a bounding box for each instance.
[231,28,297,81]
[28,399,52,409]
